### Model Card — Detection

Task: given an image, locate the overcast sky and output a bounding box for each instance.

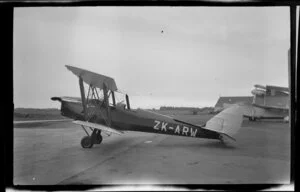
[14,7,290,109]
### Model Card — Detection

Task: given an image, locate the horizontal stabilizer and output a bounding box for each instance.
[73,120,123,135]
[66,65,118,91]
[204,105,243,139]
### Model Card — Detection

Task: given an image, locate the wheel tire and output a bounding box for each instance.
[95,134,103,144]
[81,136,94,148]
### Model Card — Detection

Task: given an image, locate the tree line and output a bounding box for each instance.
[159,106,214,111]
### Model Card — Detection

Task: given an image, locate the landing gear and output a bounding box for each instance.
[80,125,103,148]
[81,136,94,148]
[94,131,103,144]
[218,135,229,145]
[218,134,235,145]
[219,137,225,144]
[249,117,256,121]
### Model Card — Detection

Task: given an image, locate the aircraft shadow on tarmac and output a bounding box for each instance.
[197,141,237,149]
[80,135,237,153]
[157,140,237,150]
[80,136,148,153]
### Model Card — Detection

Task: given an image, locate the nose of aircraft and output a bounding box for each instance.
[251,88,266,96]
[51,97,62,102]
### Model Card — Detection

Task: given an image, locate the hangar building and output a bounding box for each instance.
[214,96,253,112]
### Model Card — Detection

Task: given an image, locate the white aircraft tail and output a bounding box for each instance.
[204,105,244,141]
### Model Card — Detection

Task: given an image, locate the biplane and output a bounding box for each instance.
[51,65,244,148]
[213,48,291,122]
[245,84,289,121]
[245,48,291,122]
[213,84,289,122]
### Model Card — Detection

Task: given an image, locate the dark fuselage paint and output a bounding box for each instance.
[58,99,220,140]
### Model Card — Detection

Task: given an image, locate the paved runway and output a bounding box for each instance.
[14,119,291,185]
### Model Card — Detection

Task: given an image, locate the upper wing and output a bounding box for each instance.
[253,84,289,95]
[266,85,289,94]
[72,120,124,135]
[66,65,118,91]
[254,84,266,90]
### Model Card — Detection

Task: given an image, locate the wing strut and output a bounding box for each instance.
[126,94,131,110]
[79,77,87,120]
[103,83,112,126]
[111,91,116,106]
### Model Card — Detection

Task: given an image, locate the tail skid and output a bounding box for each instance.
[219,133,236,143]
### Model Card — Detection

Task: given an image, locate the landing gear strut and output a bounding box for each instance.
[249,117,256,121]
[219,135,225,144]
[80,126,103,148]
[94,130,103,144]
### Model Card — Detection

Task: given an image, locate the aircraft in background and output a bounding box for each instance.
[245,48,291,122]
[50,65,244,148]
[214,48,291,122]
[245,84,289,121]
[213,84,289,122]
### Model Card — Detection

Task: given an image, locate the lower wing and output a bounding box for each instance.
[253,103,289,111]
[72,120,124,135]
[14,119,72,125]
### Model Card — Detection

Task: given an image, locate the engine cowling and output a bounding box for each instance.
[251,89,266,96]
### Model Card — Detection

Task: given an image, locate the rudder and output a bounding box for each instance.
[204,105,244,140]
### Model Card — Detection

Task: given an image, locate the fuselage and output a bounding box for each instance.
[57,98,221,140]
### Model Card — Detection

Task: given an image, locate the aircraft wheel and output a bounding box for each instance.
[81,136,94,148]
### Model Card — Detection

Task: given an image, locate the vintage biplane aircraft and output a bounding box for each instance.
[213,48,291,122]
[245,84,289,121]
[213,84,289,122]
[245,48,291,122]
[50,65,244,148]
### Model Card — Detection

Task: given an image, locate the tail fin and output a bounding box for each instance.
[204,105,244,140]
